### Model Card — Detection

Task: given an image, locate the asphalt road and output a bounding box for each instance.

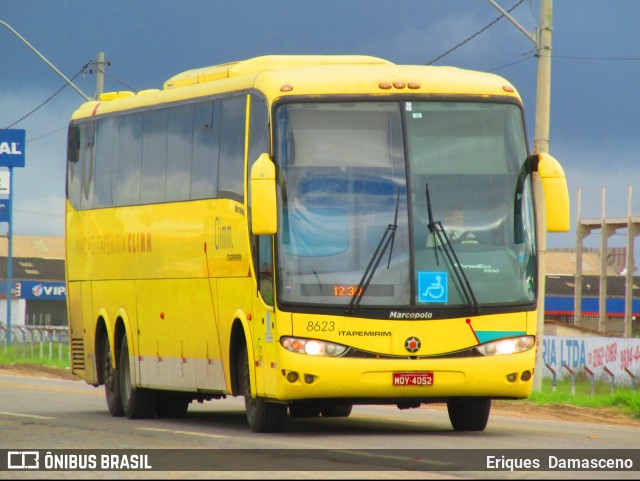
[0,371,638,479]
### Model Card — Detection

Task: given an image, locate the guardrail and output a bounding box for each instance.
[0,325,69,362]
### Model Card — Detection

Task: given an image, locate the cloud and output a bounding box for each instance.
[0,89,76,237]
[547,142,640,256]
[351,12,489,65]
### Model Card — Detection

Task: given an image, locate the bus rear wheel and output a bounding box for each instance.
[119,336,156,419]
[240,345,287,433]
[102,335,123,417]
[447,398,491,431]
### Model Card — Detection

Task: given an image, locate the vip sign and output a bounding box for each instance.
[0,129,26,168]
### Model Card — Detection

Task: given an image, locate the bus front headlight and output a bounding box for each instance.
[475,335,535,356]
[280,337,348,357]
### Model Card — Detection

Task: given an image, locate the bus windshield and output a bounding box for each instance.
[274,101,535,312]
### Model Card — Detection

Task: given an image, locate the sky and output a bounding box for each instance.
[1,0,639,260]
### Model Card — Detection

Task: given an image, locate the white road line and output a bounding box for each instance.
[136,427,227,438]
[0,411,55,420]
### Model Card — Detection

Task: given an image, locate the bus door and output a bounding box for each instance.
[251,234,278,396]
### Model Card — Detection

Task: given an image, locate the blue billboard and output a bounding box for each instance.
[0,281,66,300]
[0,129,26,168]
[0,199,10,222]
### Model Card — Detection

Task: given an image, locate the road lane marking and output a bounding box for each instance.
[0,411,55,420]
[137,427,226,438]
[329,448,453,468]
[0,379,101,396]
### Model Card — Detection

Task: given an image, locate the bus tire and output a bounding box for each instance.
[320,403,353,418]
[119,336,156,419]
[156,393,190,418]
[240,345,287,433]
[102,335,124,417]
[288,401,321,418]
[447,398,491,431]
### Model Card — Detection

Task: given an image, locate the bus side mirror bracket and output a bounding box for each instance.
[250,153,278,235]
[530,152,570,232]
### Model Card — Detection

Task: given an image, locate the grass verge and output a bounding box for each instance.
[0,343,70,370]
[527,378,640,419]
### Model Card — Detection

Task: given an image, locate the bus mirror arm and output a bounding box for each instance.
[250,153,278,235]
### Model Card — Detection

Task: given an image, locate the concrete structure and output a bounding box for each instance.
[574,187,640,337]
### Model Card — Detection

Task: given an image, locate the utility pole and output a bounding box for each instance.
[95,52,106,97]
[486,0,553,391]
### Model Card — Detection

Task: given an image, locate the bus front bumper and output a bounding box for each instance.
[270,348,536,402]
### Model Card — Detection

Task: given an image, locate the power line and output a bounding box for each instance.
[80,56,138,93]
[426,0,527,65]
[104,71,137,92]
[3,68,84,130]
[488,52,535,72]
[26,126,68,143]
[488,52,639,73]
[553,55,640,62]
[14,208,64,219]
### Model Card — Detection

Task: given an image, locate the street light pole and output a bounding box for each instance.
[0,20,90,101]
[486,0,553,391]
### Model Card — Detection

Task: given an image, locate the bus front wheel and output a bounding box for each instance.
[447,398,491,431]
[240,345,287,433]
[119,336,156,419]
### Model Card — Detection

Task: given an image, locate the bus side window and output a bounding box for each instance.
[81,121,95,209]
[67,124,82,209]
[191,100,219,200]
[166,104,194,202]
[258,236,274,305]
[115,113,143,206]
[141,109,169,204]
[94,118,115,208]
[218,96,247,201]
[249,94,273,304]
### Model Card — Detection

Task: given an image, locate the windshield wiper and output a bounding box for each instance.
[425,183,479,314]
[347,189,400,313]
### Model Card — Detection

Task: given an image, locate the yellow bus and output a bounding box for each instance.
[66,55,569,432]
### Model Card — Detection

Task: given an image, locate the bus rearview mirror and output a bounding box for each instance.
[531,152,570,232]
[250,153,277,235]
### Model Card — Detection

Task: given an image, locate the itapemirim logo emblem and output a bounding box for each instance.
[404,336,421,353]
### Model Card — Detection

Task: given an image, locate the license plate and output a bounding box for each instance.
[392,372,434,386]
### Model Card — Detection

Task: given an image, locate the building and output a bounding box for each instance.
[0,236,66,327]
[545,249,640,337]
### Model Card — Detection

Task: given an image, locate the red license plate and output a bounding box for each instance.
[392,372,434,386]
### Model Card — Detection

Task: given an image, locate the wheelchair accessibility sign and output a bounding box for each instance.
[418,272,448,303]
